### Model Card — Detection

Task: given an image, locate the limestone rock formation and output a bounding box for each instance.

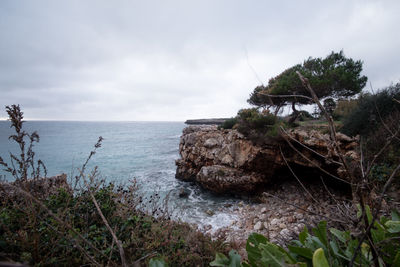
[175,125,359,194]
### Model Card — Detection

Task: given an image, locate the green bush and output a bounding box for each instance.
[220,117,238,129]
[218,108,282,145]
[0,182,229,266]
[298,110,314,121]
[332,99,359,120]
[340,84,400,186]
[341,83,400,137]
[235,108,279,143]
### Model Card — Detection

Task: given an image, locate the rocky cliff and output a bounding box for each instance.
[175,125,358,194]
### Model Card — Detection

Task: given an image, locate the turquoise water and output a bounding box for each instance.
[0,121,240,231]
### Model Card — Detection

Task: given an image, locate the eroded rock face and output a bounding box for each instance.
[175,125,359,194]
[196,165,265,194]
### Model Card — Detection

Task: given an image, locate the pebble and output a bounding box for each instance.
[280,229,290,237]
[270,218,279,225]
[258,214,268,220]
[254,221,263,231]
[207,180,354,253]
[260,207,267,213]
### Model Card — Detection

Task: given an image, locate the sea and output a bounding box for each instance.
[0,121,242,232]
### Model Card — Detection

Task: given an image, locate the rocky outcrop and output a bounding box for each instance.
[175,125,359,194]
[185,118,229,125]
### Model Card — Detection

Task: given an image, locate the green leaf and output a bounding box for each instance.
[149,257,167,267]
[329,228,349,243]
[312,221,328,247]
[277,246,297,264]
[228,250,242,267]
[246,233,268,265]
[392,210,400,221]
[312,248,329,267]
[371,227,385,244]
[385,220,400,233]
[356,204,362,219]
[299,226,309,244]
[365,205,373,224]
[288,245,313,260]
[210,253,229,266]
[259,243,287,267]
[308,236,326,251]
[392,251,400,267]
[247,233,268,246]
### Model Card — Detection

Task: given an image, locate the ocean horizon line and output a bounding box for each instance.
[0,119,186,123]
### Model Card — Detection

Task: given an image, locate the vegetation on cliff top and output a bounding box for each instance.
[248,51,367,119]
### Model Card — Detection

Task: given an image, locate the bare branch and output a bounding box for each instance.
[281,128,343,165]
[280,127,353,185]
[256,91,314,101]
[349,163,400,266]
[262,192,347,224]
[279,146,319,203]
[0,183,106,260]
[296,71,355,183]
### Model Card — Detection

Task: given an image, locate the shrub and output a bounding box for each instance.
[341,83,400,137]
[340,84,400,186]
[220,117,238,129]
[233,108,282,145]
[333,98,359,120]
[298,110,313,121]
[236,108,275,133]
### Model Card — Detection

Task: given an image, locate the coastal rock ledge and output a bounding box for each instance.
[175,125,358,194]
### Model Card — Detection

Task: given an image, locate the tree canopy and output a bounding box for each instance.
[248,51,368,115]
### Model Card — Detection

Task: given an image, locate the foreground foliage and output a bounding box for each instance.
[212,208,400,266]
[0,183,227,266]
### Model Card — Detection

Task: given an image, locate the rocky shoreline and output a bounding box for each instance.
[174,125,359,256]
[209,180,354,250]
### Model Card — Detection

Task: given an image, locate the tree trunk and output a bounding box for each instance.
[288,102,299,124]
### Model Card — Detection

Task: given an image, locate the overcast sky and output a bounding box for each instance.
[0,0,399,121]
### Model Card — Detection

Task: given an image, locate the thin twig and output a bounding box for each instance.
[281,127,343,165]
[256,92,314,102]
[296,71,355,183]
[133,251,158,266]
[280,127,353,185]
[349,162,400,266]
[80,168,127,267]
[106,227,117,267]
[279,146,319,203]
[319,175,355,222]
[262,192,347,224]
[364,127,400,178]
[0,183,106,260]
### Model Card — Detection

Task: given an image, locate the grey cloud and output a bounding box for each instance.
[1,0,399,120]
